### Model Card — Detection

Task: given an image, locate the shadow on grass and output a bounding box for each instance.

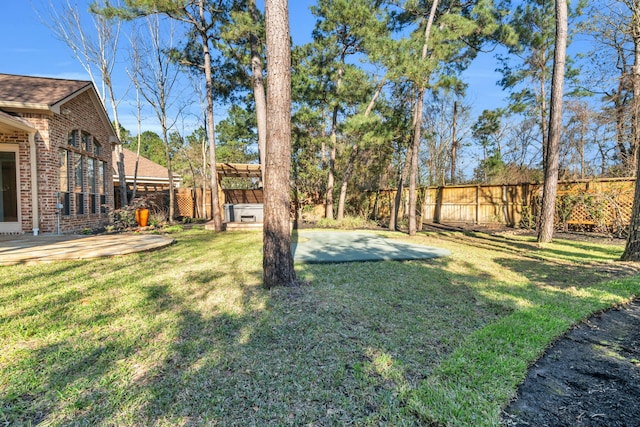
[424,230,541,258]
[2,229,640,426]
[494,257,624,288]
[556,238,625,254]
[405,274,640,426]
[541,240,624,262]
[125,257,519,425]
[0,262,90,314]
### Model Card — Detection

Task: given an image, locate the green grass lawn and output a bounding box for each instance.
[1,227,639,426]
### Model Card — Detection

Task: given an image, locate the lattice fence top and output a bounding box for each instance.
[556,180,635,230]
[175,193,194,217]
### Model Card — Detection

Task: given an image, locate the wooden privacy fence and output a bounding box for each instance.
[174,188,212,219]
[368,184,534,226]
[145,179,635,232]
[367,178,636,232]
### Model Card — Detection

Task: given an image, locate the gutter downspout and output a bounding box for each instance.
[29,131,39,233]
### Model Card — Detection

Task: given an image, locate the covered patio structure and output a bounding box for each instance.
[207,163,263,231]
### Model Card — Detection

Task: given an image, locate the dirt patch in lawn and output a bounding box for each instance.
[502,299,640,427]
[419,223,640,426]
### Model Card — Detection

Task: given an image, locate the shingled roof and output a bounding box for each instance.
[113,147,181,184]
[0,73,93,113]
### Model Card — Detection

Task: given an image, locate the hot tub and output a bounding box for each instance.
[225,203,264,222]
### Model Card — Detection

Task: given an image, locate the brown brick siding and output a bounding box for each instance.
[1,91,115,234]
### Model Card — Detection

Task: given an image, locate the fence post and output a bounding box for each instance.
[475,185,480,225]
[434,186,443,223]
[502,185,508,225]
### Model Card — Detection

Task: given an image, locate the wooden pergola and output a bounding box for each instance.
[216,163,262,180]
[215,163,263,208]
[213,163,264,229]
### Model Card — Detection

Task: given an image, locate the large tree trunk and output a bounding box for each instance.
[540,58,548,171]
[263,0,296,288]
[450,100,458,184]
[622,147,640,260]
[390,153,411,231]
[201,135,208,218]
[407,0,438,237]
[538,0,568,244]
[622,4,640,260]
[162,125,175,223]
[199,0,223,231]
[631,23,640,178]
[249,0,267,186]
[325,110,337,220]
[336,145,358,221]
[408,88,424,236]
[614,73,631,171]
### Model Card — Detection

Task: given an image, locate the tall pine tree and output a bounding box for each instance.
[263,0,296,288]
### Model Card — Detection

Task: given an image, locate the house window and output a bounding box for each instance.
[99,160,106,213]
[65,130,107,217]
[58,149,70,216]
[81,131,91,152]
[74,153,85,215]
[67,130,78,147]
[89,158,102,214]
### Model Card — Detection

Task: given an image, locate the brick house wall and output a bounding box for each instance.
[7,91,115,233]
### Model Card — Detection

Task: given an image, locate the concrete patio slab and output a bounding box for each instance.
[0,233,175,265]
[292,230,450,264]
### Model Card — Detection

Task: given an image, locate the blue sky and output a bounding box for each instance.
[0,0,507,136]
[0,1,329,133]
[0,1,317,76]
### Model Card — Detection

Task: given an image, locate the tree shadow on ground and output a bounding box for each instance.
[3,229,640,426]
[494,257,638,289]
[127,256,521,425]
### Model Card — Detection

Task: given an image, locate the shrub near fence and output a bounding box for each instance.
[366,178,636,233]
